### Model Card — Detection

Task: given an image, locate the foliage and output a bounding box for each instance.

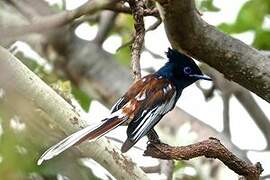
[219,0,270,49]
[199,0,220,12]
[114,14,134,66]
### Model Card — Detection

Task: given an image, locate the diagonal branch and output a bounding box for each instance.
[234,88,270,149]
[155,0,270,103]
[0,46,149,180]
[1,0,121,39]
[144,138,263,180]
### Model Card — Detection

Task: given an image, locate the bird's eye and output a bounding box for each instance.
[183,67,192,74]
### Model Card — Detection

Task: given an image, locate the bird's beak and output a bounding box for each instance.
[189,74,212,81]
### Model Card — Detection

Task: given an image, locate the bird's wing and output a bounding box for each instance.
[110,74,156,113]
[121,76,177,152]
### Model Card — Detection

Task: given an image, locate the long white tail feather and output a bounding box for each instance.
[37,122,104,166]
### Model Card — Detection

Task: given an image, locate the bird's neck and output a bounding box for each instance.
[156,63,184,91]
[156,62,174,78]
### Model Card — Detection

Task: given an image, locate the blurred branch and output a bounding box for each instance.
[155,0,270,103]
[93,11,118,46]
[145,16,162,31]
[141,165,160,173]
[160,160,174,180]
[222,94,231,139]
[200,65,270,150]
[234,88,270,149]
[160,107,251,162]
[1,0,121,40]
[261,174,270,180]
[128,0,145,80]
[0,46,148,180]
[144,138,263,180]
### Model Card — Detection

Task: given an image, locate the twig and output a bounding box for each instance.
[144,137,263,180]
[145,17,162,32]
[128,0,145,80]
[140,165,161,173]
[104,3,160,17]
[144,46,164,59]
[105,136,145,151]
[222,93,232,139]
[116,16,161,52]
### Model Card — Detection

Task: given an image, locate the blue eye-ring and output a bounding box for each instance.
[183,67,192,74]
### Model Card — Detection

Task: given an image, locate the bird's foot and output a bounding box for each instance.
[147,129,162,144]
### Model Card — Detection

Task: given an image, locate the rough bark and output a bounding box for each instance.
[0,46,149,180]
[144,138,263,180]
[156,0,270,103]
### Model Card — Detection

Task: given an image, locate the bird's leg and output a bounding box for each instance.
[147,129,161,144]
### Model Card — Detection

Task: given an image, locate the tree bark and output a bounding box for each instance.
[0,46,149,180]
[156,0,270,103]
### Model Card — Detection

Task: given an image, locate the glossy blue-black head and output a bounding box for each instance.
[164,48,211,88]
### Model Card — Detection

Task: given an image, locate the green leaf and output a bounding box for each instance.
[114,46,131,66]
[200,0,220,12]
[72,85,91,111]
[253,29,270,50]
[174,161,186,172]
[112,14,133,66]
[219,0,268,33]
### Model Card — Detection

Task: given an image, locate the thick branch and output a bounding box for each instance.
[144,138,263,180]
[0,46,148,180]
[156,0,270,103]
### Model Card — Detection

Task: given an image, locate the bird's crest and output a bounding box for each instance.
[166,48,191,63]
[166,48,202,74]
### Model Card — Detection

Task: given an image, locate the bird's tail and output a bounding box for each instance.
[37,117,125,165]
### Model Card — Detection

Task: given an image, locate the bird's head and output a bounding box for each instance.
[165,48,211,88]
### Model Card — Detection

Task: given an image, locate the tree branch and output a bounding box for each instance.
[128,0,145,80]
[155,0,270,103]
[199,64,270,150]
[93,11,118,46]
[221,93,232,139]
[144,138,263,180]
[234,88,270,149]
[104,3,160,17]
[0,46,148,180]
[1,0,121,39]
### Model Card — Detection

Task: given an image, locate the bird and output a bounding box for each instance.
[37,48,211,165]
